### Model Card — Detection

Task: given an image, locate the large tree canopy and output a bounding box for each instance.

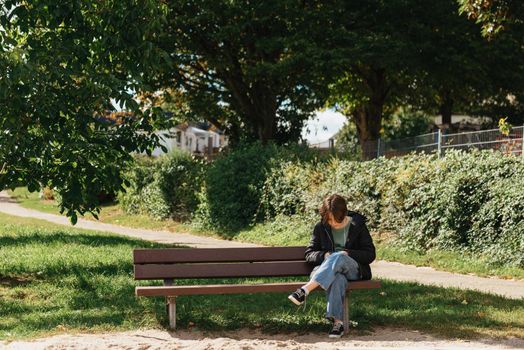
[0,0,169,223]
[328,0,524,157]
[407,1,524,128]
[146,0,345,145]
[327,0,439,151]
[2,0,524,220]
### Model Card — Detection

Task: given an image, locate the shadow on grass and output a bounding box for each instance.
[2,272,524,342]
[169,281,524,337]
[0,231,169,249]
[0,275,34,287]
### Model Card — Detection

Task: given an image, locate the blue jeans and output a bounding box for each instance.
[310,252,361,322]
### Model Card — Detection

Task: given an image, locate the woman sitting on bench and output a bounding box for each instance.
[288,194,376,338]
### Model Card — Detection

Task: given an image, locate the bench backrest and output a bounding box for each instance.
[133,247,314,280]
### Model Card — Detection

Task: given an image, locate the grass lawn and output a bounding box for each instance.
[0,212,523,341]
[8,187,524,280]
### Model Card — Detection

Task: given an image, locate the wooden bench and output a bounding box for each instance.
[134,246,381,329]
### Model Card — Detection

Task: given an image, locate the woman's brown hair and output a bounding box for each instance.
[319,194,347,225]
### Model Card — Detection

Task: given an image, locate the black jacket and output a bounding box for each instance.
[305,211,376,280]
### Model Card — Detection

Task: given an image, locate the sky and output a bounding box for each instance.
[301,109,347,145]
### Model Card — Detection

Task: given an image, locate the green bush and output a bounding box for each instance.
[391,150,524,267]
[311,158,386,228]
[119,142,524,268]
[119,151,204,221]
[193,142,332,232]
[468,175,524,266]
[258,148,524,267]
[155,150,205,220]
[118,155,158,214]
[258,161,325,219]
[193,142,280,232]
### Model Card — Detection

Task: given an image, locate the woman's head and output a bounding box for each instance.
[320,194,347,225]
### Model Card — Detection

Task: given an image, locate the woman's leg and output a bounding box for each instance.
[289,253,359,306]
[326,273,348,322]
[310,252,360,291]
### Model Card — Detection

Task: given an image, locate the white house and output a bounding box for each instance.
[151,123,227,157]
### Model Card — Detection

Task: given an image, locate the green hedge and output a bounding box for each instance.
[193,142,330,232]
[119,150,204,220]
[258,149,524,267]
[119,144,524,267]
[192,143,279,232]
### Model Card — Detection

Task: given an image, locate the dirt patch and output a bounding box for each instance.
[0,275,33,287]
[1,328,523,350]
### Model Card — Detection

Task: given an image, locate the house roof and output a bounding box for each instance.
[96,111,134,125]
[174,121,223,134]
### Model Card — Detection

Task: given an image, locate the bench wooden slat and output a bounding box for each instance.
[135,280,382,297]
[134,247,306,264]
[134,261,313,280]
[132,246,382,330]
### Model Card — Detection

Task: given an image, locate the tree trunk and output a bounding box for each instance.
[221,70,278,144]
[352,67,388,160]
[439,90,453,126]
[254,112,276,144]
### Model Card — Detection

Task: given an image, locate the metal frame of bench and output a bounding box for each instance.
[134,246,381,329]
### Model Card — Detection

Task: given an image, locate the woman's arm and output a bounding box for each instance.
[346,223,376,265]
[305,223,329,265]
[343,213,376,265]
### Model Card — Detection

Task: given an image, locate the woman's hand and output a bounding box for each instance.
[324,251,331,259]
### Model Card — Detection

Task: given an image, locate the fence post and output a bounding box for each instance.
[437,129,442,158]
[521,125,524,158]
[377,138,381,158]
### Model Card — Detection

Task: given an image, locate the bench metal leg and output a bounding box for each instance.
[167,296,177,329]
[343,291,351,329]
[164,279,174,326]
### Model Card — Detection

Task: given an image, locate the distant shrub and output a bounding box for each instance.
[119,151,204,221]
[119,156,158,215]
[193,142,279,232]
[382,107,434,141]
[193,142,332,232]
[155,151,205,220]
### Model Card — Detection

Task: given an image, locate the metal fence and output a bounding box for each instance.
[362,126,524,159]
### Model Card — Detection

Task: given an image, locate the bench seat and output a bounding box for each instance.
[136,280,382,297]
[133,246,381,329]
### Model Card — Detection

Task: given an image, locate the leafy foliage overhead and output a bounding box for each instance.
[458,0,524,36]
[147,0,346,144]
[328,0,524,151]
[0,0,170,223]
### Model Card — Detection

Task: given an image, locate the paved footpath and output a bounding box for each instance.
[1,191,523,299]
[0,191,256,249]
